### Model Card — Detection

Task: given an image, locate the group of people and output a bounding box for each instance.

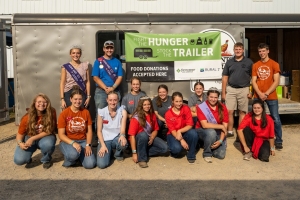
[13,40,282,169]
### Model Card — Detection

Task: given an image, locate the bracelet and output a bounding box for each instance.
[219,139,223,143]
[87,95,91,98]
[17,140,23,145]
[132,150,137,154]
[270,147,275,151]
[70,140,75,145]
[112,84,117,89]
[120,134,126,137]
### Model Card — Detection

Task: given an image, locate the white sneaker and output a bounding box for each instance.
[204,157,213,163]
[243,152,252,161]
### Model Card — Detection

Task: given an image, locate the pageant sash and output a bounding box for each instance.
[198,102,218,124]
[98,57,117,82]
[63,63,86,92]
[133,115,152,136]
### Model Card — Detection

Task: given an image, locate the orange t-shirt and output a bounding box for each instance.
[252,59,281,100]
[18,108,57,136]
[57,107,92,140]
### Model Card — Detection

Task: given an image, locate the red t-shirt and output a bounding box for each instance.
[128,114,159,136]
[165,105,193,134]
[238,113,275,138]
[252,59,280,100]
[57,107,92,140]
[195,101,229,128]
[18,108,57,136]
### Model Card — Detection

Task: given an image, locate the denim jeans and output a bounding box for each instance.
[265,100,283,144]
[196,128,226,159]
[167,129,198,160]
[14,134,56,165]
[94,87,120,130]
[64,88,87,108]
[136,131,168,162]
[59,140,96,169]
[97,135,128,169]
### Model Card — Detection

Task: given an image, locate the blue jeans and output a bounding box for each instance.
[94,87,120,130]
[59,140,96,169]
[167,129,198,160]
[136,131,168,162]
[97,135,128,169]
[14,134,56,165]
[64,88,87,108]
[196,128,226,159]
[265,100,283,144]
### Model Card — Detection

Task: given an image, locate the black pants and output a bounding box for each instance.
[243,126,270,162]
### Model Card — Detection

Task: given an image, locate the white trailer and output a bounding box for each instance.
[11,13,300,124]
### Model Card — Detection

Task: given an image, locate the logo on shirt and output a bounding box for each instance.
[68,117,85,133]
[129,100,134,105]
[170,117,176,121]
[257,65,270,80]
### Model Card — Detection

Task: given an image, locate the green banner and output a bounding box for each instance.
[125,32,222,81]
[125,32,221,62]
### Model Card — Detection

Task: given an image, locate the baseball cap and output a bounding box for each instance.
[104,40,114,47]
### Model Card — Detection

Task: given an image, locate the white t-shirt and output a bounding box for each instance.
[98,105,125,141]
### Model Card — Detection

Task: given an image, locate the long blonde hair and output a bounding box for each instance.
[27,93,55,136]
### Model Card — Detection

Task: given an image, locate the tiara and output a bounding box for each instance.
[208,87,219,91]
[70,45,82,50]
[139,96,151,100]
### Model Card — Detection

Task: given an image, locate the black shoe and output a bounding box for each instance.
[275,143,283,150]
[227,132,234,138]
[25,158,34,168]
[188,159,195,164]
[43,162,53,169]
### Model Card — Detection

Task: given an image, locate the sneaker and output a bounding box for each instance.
[188,159,195,164]
[275,143,283,150]
[138,161,148,168]
[227,132,234,138]
[243,152,252,161]
[204,157,212,163]
[25,158,34,168]
[43,162,53,169]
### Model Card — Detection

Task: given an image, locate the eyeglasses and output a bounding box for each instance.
[105,46,114,50]
[36,101,47,104]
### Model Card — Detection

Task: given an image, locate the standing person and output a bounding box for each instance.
[128,97,168,168]
[188,81,207,126]
[14,93,57,169]
[58,86,96,169]
[60,45,91,109]
[92,40,123,112]
[97,91,128,169]
[152,84,172,140]
[252,43,283,150]
[237,99,275,162]
[122,77,146,119]
[165,92,198,164]
[221,42,253,138]
[196,87,229,163]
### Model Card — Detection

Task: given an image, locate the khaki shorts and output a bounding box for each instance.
[225,86,249,113]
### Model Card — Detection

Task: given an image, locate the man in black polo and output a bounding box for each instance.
[221,42,253,139]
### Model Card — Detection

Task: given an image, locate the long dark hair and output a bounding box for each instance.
[156,84,168,108]
[132,97,154,127]
[251,99,267,128]
[207,88,224,122]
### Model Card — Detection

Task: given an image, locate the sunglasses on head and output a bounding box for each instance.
[105,42,114,46]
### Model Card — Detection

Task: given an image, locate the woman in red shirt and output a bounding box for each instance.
[237,99,275,162]
[58,86,96,169]
[196,87,228,163]
[128,96,168,168]
[14,93,57,169]
[165,92,198,164]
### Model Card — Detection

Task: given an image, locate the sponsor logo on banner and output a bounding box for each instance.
[177,69,196,73]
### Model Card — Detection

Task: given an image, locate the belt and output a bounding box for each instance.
[229,85,245,89]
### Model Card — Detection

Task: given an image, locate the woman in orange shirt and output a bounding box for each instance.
[13,93,57,169]
[58,86,96,169]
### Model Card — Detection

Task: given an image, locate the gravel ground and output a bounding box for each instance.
[1,114,300,200]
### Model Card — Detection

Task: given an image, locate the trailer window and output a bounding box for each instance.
[96,30,138,62]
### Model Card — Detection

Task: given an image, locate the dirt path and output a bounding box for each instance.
[1,119,300,199]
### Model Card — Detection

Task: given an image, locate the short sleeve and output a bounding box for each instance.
[222,60,230,76]
[18,114,29,135]
[117,60,123,76]
[188,95,194,107]
[128,118,139,136]
[152,97,158,111]
[237,113,251,130]
[92,59,100,77]
[57,111,67,129]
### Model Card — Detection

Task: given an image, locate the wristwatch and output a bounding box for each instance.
[86,144,91,147]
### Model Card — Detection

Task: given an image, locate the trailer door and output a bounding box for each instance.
[0,20,9,122]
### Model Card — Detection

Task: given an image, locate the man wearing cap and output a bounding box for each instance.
[92,41,123,110]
